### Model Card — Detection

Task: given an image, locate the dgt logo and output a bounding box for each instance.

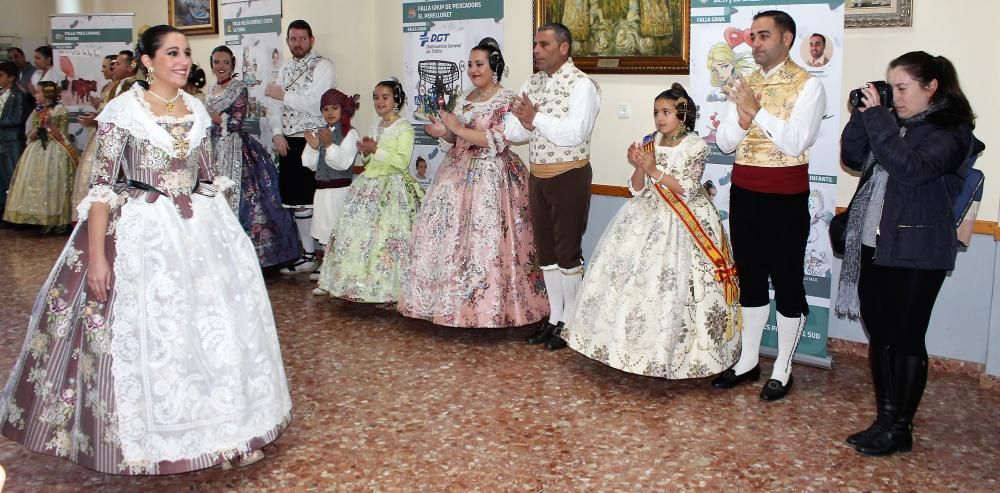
[419,32,451,47]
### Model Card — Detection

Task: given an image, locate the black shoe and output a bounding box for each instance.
[544,323,568,350]
[846,420,887,448]
[544,334,567,351]
[710,364,761,389]
[760,374,793,401]
[854,425,913,456]
[527,322,557,345]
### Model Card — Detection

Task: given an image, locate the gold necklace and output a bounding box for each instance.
[660,130,687,145]
[147,88,182,113]
[472,84,498,103]
[380,114,399,127]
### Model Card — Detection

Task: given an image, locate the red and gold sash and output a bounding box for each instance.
[642,133,739,305]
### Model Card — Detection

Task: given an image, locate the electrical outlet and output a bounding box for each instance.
[617,103,630,119]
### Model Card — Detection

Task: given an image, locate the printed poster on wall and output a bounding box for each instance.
[401,0,504,186]
[50,14,134,152]
[222,0,283,153]
[691,1,845,362]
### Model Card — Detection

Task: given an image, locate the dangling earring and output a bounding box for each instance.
[146,67,155,84]
[393,103,400,112]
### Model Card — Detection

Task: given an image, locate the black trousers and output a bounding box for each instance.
[729,184,810,317]
[859,245,946,358]
[278,136,316,207]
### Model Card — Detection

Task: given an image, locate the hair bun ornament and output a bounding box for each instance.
[478,36,500,51]
[352,93,361,110]
[385,76,400,83]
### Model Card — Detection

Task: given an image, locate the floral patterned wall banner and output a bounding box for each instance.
[691,0,846,364]
[221,0,283,153]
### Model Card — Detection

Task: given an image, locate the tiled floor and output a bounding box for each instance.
[0,228,998,492]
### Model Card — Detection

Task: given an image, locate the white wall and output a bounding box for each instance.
[4,0,54,54]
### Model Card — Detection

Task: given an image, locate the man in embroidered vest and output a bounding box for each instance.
[710,10,826,401]
[265,19,336,275]
[506,23,601,351]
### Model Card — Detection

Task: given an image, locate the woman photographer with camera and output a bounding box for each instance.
[836,51,981,456]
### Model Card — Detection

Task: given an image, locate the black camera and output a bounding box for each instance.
[849,81,893,109]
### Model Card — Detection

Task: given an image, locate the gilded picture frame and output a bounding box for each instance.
[532,0,691,74]
[168,0,219,36]
[845,0,912,28]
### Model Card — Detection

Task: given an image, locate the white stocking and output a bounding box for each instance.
[560,266,583,326]
[294,209,314,255]
[770,313,805,385]
[542,266,563,324]
[732,305,771,375]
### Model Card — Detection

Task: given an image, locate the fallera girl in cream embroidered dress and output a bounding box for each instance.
[563,131,742,379]
[0,83,292,474]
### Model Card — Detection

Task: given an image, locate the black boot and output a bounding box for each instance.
[855,353,927,456]
[527,321,558,345]
[846,345,896,447]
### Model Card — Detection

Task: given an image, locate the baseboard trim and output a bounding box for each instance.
[584,185,999,239]
[827,337,997,391]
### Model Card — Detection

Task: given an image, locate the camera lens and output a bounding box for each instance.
[849,88,864,108]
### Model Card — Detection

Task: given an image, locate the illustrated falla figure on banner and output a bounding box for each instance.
[706,42,754,103]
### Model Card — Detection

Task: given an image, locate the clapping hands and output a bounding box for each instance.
[511,92,538,131]
[627,142,656,172]
[357,136,378,155]
[722,76,761,129]
[303,129,320,149]
[77,112,98,128]
[316,127,333,147]
[423,115,448,138]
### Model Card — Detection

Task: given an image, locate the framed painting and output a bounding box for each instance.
[532,0,690,74]
[168,0,219,36]
[845,0,912,28]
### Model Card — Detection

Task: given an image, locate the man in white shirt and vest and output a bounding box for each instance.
[710,10,826,401]
[266,19,336,275]
[506,23,601,351]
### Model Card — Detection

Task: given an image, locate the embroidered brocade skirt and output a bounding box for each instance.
[397,152,549,328]
[562,191,742,379]
[0,192,293,474]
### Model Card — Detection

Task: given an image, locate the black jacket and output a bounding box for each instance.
[841,106,975,271]
[0,85,29,145]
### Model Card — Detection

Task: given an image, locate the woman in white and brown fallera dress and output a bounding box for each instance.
[0,26,292,475]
